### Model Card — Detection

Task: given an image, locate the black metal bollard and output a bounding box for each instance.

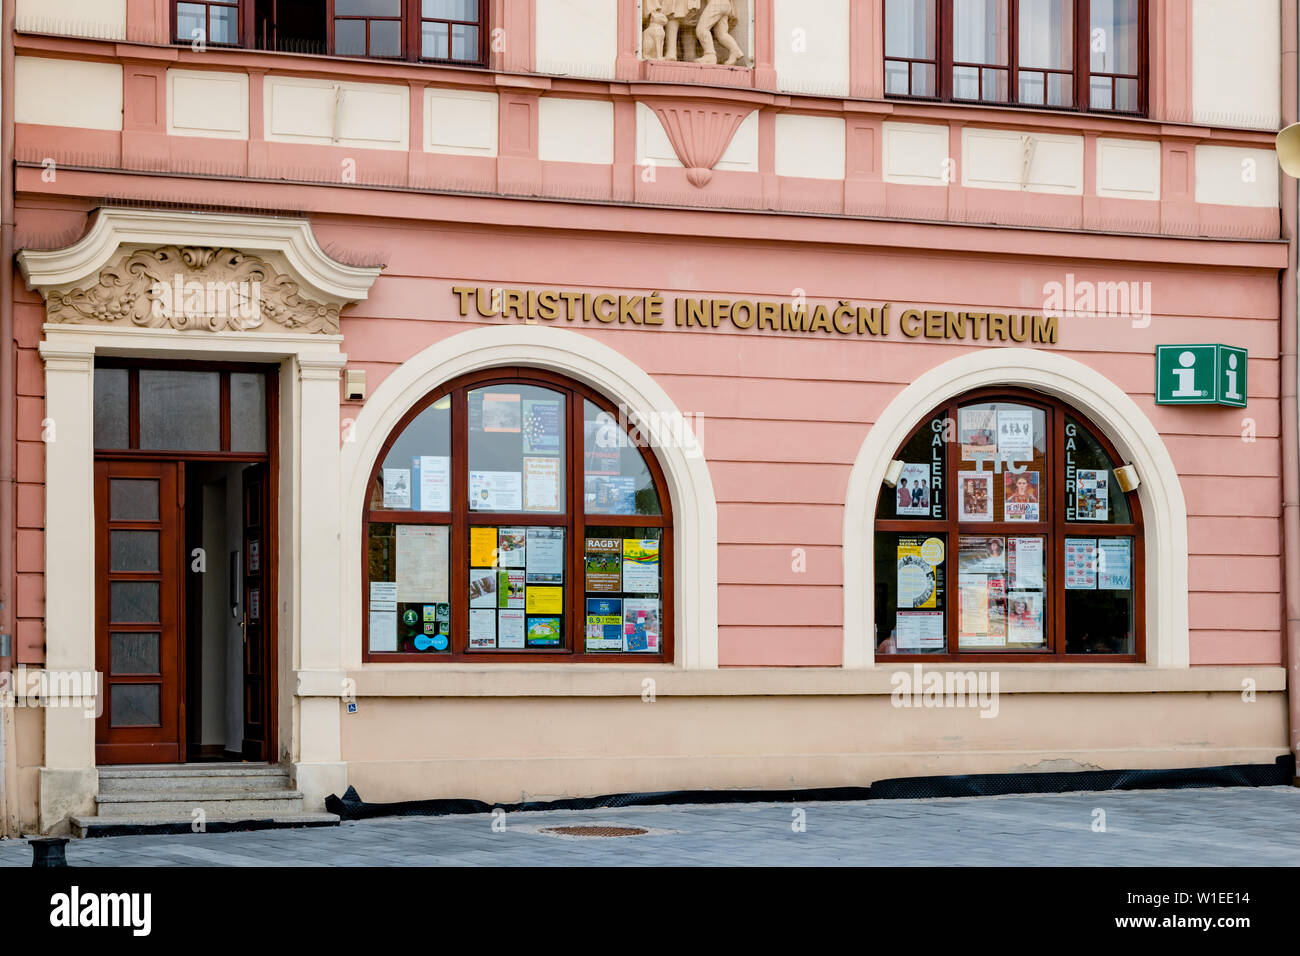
[30,837,69,867]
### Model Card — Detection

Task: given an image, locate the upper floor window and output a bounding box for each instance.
[885,0,1144,114]
[176,0,240,46]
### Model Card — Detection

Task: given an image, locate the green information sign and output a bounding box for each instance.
[1155,344,1247,407]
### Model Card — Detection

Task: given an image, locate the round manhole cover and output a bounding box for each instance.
[540,825,648,838]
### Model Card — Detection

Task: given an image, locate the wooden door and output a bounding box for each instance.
[95,460,184,764]
[241,464,270,760]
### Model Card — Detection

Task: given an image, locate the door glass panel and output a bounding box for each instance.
[110,632,160,675]
[110,479,159,521]
[230,373,267,453]
[110,530,159,573]
[875,532,948,655]
[110,581,160,623]
[138,369,221,451]
[373,396,451,512]
[1065,536,1134,653]
[94,367,129,449]
[583,401,660,516]
[467,386,565,514]
[110,684,160,726]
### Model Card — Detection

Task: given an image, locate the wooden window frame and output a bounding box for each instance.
[875,386,1145,663]
[362,367,675,664]
[172,0,243,46]
[884,0,1148,116]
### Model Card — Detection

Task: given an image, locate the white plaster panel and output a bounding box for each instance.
[536,0,618,79]
[774,113,846,180]
[15,56,122,131]
[882,121,949,186]
[1191,0,1281,129]
[635,103,758,172]
[425,88,499,157]
[773,0,850,96]
[962,127,1083,194]
[264,76,409,150]
[1096,137,1161,201]
[16,0,126,39]
[168,69,249,140]
[538,97,614,164]
[1194,145,1279,208]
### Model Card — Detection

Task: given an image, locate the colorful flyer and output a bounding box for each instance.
[958,471,994,521]
[522,399,562,454]
[469,608,496,648]
[1076,469,1110,521]
[958,536,1006,574]
[382,467,411,509]
[1003,471,1041,522]
[497,609,525,649]
[525,527,565,584]
[585,597,623,651]
[895,463,932,517]
[1098,538,1132,590]
[469,526,498,567]
[416,455,450,512]
[526,616,562,646]
[469,470,522,512]
[622,538,660,593]
[895,610,944,650]
[1065,537,1098,589]
[1007,591,1045,644]
[585,475,637,514]
[897,536,945,609]
[497,568,525,608]
[481,392,521,432]
[525,586,563,615]
[395,525,449,604]
[497,528,526,568]
[584,537,622,592]
[622,598,660,652]
[468,568,497,607]
[997,409,1035,463]
[959,408,998,462]
[523,456,561,512]
[1009,537,1044,589]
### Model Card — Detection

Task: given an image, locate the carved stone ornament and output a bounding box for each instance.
[645,99,753,187]
[45,245,342,334]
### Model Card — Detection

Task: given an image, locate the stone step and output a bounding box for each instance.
[72,811,339,839]
[98,765,291,794]
[95,789,306,817]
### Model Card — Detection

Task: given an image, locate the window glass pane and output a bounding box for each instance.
[1064,417,1130,524]
[335,19,366,55]
[1019,0,1072,69]
[467,526,567,650]
[94,367,129,449]
[468,386,565,514]
[230,372,267,453]
[1046,72,1072,107]
[373,396,451,512]
[958,534,1046,649]
[1113,76,1138,112]
[367,522,452,653]
[1019,71,1046,105]
[110,479,159,521]
[583,401,660,516]
[877,412,946,520]
[885,60,909,94]
[422,20,449,58]
[370,18,402,56]
[425,0,479,19]
[911,62,936,96]
[209,3,237,43]
[876,532,947,655]
[885,0,935,58]
[450,23,478,60]
[337,0,400,14]
[1065,536,1134,653]
[110,632,160,675]
[583,527,662,653]
[953,65,980,99]
[138,369,220,451]
[1089,76,1112,110]
[956,402,1047,523]
[111,530,159,573]
[110,581,159,624]
[110,684,160,726]
[981,67,1010,102]
[177,2,206,41]
[1090,0,1139,76]
[953,0,1009,65]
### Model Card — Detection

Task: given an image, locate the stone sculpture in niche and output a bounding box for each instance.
[641,0,668,60]
[644,0,746,67]
[695,0,743,65]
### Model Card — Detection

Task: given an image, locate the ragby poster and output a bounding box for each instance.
[522,399,561,454]
[959,408,998,462]
[584,537,622,592]
[585,597,623,650]
[1076,469,1109,521]
[1007,591,1045,644]
[958,471,994,521]
[1097,538,1132,590]
[1003,472,1040,522]
[622,538,660,593]
[895,610,944,650]
[622,598,660,652]
[897,536,945,609]
[895,463,932,516]
[1065,538,1097,589]
[997,409,1035,463]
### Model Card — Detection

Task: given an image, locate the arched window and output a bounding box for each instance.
[874,387,1143,660]
[363,369,673,661]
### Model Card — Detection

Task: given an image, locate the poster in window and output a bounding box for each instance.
[622,538,660,593]
[959,408,998,462]
[522,399,561,454]
[1009,537,1044,589]
[585,475,637,515]
[469,471,522,512]
[958,581,995,645]
[247,538,260,574]
[1007,591,1045,644]
[525,586,563,615]
[958,471,994,521]
[895,610,945,650]
[395,525,449,604]
[585,597,623,651]
[958,536,1005,575]
[469,608,496,648]
[1075,469,1109,521]
[416,455,450,512]
[481,393,521,432]
[1003,472,1040,522]
[523,456,561,512]
[382,467,411,509]
[368,581,398,652]
[1097,538,1132,590]
[1065,538,1098,589]
[498,609,526,649]
[497,569,525,608]
[470,526,498,568]
[895,463,932,516]
[997,410,1034,463]
[525,527,564,584]
[622,598,660,652]
[468,568,498,607]
[584,410,628,476]
[526,616,562,646]
[897,536,945,609]
[584,537,622,592]
[497,528,526,568]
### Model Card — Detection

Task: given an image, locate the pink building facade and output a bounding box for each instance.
[0,0,1295,835]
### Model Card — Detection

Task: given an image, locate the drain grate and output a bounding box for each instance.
[540,825,648,838]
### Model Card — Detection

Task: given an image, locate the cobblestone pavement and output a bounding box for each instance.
[2,786,1298,866]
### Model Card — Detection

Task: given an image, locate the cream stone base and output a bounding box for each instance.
[292,761,349,811]
[38,768,98,835]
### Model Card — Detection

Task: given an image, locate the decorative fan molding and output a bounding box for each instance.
[642,98,755,187]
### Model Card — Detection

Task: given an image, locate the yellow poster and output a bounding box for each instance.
[525,586,563,614]
[470,527,498,568]
[897,537,942,609]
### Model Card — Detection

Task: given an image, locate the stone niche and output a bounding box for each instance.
[639,0,752,67]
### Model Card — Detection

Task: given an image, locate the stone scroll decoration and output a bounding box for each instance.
[642,0,748,67]
[45,245,343,334]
